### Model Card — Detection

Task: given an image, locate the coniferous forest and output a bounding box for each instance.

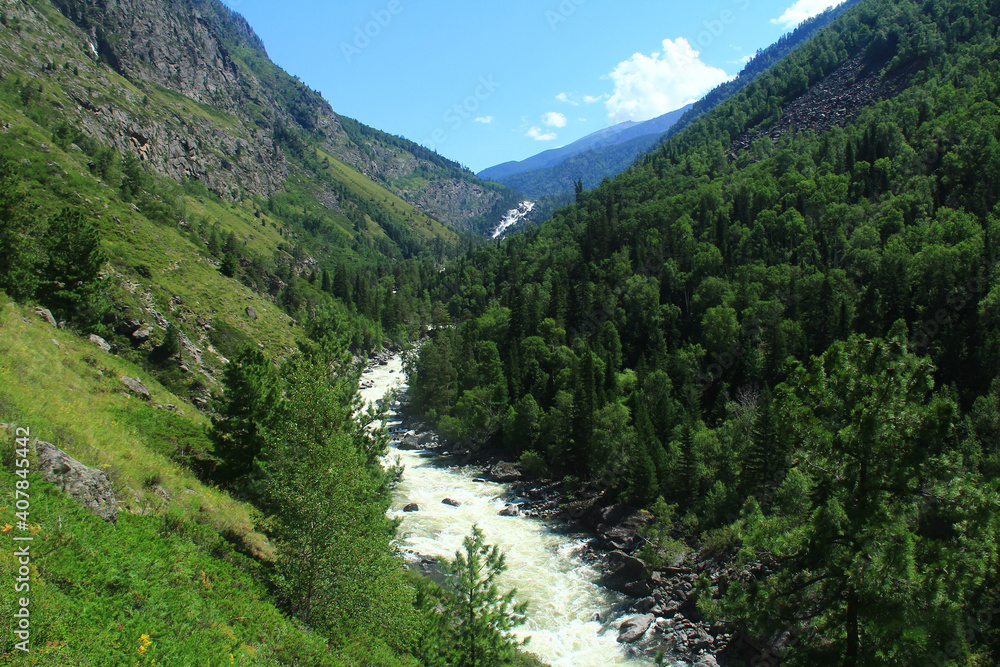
[1,0,1000,664]
[408,0,1000,663]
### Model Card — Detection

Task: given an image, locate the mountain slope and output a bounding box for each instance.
[0,1,509,663]
[409,0,1000,663]
[20,0,516,235]
[479,105,692,186]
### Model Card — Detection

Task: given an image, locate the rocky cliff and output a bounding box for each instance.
[4,0,512,231]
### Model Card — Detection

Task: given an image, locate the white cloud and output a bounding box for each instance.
[771,0,846,29]
[542,111,567,128]
[525,126,557,141]
[583,94,607,104]
[605,38,732,123]
[556,92,579,106]
[474,116,494,124]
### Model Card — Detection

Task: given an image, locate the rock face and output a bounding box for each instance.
[22,0,515,230]
[728,51,910,159]
[617,614,654,643]
[36,440,118,523]
[120,376,151,400]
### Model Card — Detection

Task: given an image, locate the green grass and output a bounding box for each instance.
[0,301,267,555]
[0,474,344,666]
[317,148,457,242]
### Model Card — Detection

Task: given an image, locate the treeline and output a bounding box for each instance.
[408,0,1000,663]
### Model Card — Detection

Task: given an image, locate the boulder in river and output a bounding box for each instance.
[617,614,654,643]
[403,503,419,512]
[442,498,461,507]
[498,504,520,517]
[485,460,522,483]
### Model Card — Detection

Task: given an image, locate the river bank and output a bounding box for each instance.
[359,353,661,666]
[358,352,751,667]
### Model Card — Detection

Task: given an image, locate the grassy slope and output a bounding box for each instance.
[0,3,449,664]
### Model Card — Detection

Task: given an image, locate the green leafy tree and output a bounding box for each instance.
[220,251,239,277]
[256,355,401,633]
[442,525,528,667]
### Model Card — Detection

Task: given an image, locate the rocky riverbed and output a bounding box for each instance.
[357,351,760,666]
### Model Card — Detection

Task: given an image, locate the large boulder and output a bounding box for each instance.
[617,614,654,643]
[441,498,461,507]
[498,504,520,517]
[607,550,646,580]
[403,503,419,512]
[115,318,142,336]
[485,461,522,483]
[36,441,117,523]
[89,334,112,353]
[36,308,57,327]
[120,376,151,400]
[132,327,152,343]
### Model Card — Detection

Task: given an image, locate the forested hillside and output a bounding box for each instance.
[409,0,1000,663]
[0,0,532,664]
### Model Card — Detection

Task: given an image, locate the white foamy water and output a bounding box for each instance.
[358,354,661,666]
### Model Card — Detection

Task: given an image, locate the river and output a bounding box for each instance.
[359,353,660,666]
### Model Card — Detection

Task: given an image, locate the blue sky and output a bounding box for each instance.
[221,0,846,173]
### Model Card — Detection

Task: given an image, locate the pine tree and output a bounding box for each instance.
[39,207,105,321]
[210,347,274,488]
[0,156,43,301]
[442,525,528,667]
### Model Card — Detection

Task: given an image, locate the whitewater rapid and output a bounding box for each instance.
[358,354,660,666]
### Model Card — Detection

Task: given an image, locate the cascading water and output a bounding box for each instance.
[359,354,661,666]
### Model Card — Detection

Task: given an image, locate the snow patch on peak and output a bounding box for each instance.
[492,201,535,239]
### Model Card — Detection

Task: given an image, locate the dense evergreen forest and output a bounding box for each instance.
[408,0,1000,663]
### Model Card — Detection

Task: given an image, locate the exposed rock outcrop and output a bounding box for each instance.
[120,375,151,400]
[36,440,118,523]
